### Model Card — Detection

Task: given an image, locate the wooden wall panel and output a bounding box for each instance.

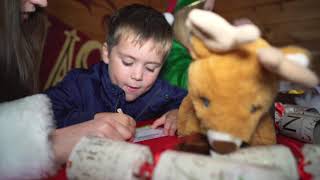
[46,0,167,42]
[47,0,320,55]
[214,0,320,56]
[215,0,280,12]
[219,1,319,24]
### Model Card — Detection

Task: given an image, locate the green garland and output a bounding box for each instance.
[174,0,200,13]
[160,0,202,89]
[160,39,191,89]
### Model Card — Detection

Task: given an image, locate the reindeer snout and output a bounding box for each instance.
[207,130,243,154]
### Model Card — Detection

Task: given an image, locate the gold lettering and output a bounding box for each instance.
[75,40,102,68]
[44,30,80,89]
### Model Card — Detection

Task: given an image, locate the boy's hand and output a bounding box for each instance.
[52,112,136,165]
[151,109,178,136]
[93,112,136,141]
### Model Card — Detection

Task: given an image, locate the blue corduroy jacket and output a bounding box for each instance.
[45,62,187,128]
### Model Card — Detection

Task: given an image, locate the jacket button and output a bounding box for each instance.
[164,94,170,100]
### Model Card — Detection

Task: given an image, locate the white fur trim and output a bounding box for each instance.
[0,94,57,179]
[163,12,174,25]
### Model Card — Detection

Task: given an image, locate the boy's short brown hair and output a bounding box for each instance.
[106,4,173,60]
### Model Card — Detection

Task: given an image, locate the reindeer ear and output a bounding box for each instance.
[258,47,319,88]
[186,9,237,53]
[234,24,260,45]
[186,9,260,54]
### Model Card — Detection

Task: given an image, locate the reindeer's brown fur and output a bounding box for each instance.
[178,37,279,145]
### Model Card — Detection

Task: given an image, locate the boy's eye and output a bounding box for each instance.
[145,65,159,72]
[146,67,156,72]
[122,60,133,66]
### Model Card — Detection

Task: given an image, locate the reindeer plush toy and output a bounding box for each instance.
[177,9,319,154]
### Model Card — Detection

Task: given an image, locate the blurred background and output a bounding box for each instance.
[41,0,320,90]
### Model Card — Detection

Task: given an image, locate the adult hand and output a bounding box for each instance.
[151,109,178,136]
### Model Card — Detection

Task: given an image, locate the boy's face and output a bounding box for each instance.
[102,35,165,101]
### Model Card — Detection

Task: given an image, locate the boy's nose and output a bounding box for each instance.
[131,68,143,81]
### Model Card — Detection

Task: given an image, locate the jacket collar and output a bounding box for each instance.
[97,61,170,116]
[100,62,124,97]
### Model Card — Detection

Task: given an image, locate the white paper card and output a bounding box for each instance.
[133,125,166,142]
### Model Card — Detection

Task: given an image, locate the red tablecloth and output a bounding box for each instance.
[46,121,310,180]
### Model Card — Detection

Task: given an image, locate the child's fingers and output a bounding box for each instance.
[105,118,135,140]
[96,113,136,132]
[169,123,177,136]
[95,112,136,126]
[113,120,135,140]
[92,112,135,140]
[114,113,136,127]
[94,112,107,119]
[151,116,165,129]
[118,116,136,133]
[164,110,178,136]
[163,121,170,135]
[164,118,177,136]
[126,116,136,127]
[98,123,124,141]
[119,115,136,130]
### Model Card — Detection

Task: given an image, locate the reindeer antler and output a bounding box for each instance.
[186,9,260,52]
[258,47,319,88]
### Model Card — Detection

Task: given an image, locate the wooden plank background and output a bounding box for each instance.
[214,0,320,57]
[46,0,320,59]
[46,0,167,42]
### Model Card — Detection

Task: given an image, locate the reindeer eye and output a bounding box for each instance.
[200,97,210,107]
[251,104,262,113]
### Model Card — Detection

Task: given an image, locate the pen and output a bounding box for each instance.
[117,108,123,113]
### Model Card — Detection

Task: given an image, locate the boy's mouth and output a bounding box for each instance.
[126,85,140,93]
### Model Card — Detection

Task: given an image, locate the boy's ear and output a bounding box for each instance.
[101,42,110,64]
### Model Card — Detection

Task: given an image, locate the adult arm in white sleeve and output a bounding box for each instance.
[0,94,59,179]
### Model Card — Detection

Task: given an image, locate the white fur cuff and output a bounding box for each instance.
[0,94,57,179]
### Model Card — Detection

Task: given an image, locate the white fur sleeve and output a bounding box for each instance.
[0,94,57,179]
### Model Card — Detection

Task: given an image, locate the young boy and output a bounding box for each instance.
[45,4,187,142]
